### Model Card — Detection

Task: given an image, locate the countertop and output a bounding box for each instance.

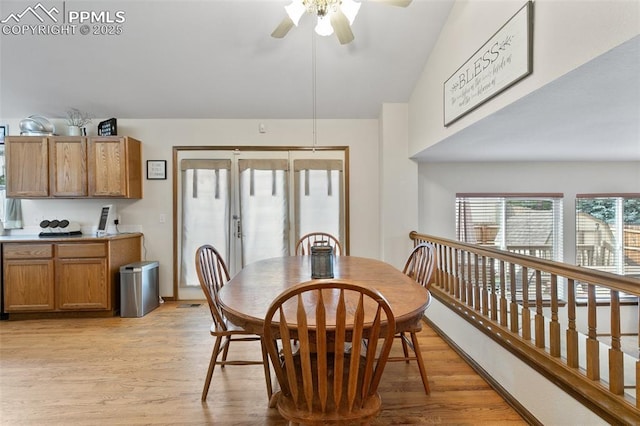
[0,232,143,243]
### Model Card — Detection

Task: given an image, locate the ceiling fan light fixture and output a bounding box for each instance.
[315,15,334,36]
[340,0,361,25]
[285,0,306,26]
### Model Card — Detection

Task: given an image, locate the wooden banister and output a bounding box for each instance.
[409,231,640,425]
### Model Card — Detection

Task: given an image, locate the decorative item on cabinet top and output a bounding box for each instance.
[19,115,55,135]
[98,118,117,136]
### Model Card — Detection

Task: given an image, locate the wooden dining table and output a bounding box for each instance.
[217,255,431,335]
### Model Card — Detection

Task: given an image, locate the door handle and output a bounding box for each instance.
[233,215,241,238]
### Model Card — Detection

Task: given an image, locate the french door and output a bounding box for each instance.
[174,147,347,300]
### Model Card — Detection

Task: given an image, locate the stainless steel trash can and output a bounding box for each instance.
[120,261,159,317]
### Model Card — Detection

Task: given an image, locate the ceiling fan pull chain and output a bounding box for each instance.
[312,28,317,152]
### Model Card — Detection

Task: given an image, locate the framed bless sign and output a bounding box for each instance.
[443,1,533,126]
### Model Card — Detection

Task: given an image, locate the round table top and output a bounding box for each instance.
[218,255,430,334]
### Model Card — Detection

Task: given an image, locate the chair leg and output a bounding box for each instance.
[220,336,231,366]
[399,332,410,363]
[260,338,274,404]
[202,335,223,401]
[409,331,430,395]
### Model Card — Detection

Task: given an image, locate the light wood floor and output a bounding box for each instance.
[0,301,526,425]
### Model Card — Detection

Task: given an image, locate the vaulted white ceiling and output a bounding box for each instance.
[1,1,638,162]
[0,0,454,119]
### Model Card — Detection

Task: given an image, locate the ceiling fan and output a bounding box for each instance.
[271,0,413,45]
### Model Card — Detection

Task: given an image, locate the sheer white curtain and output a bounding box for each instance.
[293,159,344,246]
[180,159,231,287]
[239,159,289,266]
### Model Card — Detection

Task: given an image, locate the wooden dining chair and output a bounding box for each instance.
[264,280,396,425]
[386,242,436,395]
[195,244,273,402]
[295,232,343,256]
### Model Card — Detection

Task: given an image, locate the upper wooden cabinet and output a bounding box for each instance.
[5,136,142,199]
[5,136,49,197]
[50,137,88,197]
[88,137,142,198]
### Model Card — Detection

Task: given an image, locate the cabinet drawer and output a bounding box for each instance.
[57,243,107,258]
[4,244,53,259]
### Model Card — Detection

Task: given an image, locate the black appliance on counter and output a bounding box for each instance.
[38,219,82,237]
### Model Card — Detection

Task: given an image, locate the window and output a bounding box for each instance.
[456,194,564,261]
[456,194,564,300]
[293,159,344,246]
[175,148,348,300]
[576,194,640,278]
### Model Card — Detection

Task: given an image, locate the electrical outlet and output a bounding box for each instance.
[159,214,166,223]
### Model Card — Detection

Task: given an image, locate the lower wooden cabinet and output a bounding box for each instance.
[4,258,55,312]
[2,234,142,316]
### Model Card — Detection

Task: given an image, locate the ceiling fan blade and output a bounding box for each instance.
[371,0,412,7]
[271,15,295,38]
[330,10,354,45]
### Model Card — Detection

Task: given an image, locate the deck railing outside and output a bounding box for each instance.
[410,231,640,424]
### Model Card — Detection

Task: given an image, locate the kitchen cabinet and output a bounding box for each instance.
[50,137,88,197]
[5,136,49,197]
[5,136,142,199]
[88,137,142,198]
[56,243,108,310]
[3,244,55,312]
[2,234,142,317]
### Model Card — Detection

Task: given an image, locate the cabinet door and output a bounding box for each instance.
[5,136,49,197]
[88,137,128,197]
[4,259,55,312]
[56,258,109,310]
[50,137,88,197]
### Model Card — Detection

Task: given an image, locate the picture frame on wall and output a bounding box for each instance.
[147,160,167,180]
[443,1,533,126]
[0,124,7,143]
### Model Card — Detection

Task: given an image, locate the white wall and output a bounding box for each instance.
[3,118,382,298]
[409,0,640,157]
[417,161,640,262]
[379,104,418,269]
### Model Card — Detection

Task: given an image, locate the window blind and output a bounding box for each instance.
[456,193,564,300]
[576,194,640,299]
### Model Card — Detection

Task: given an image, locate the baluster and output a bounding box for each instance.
[467,251,473,308]
[586,283,600,380]
[549,274,561,357]
[521,267,531,341]
[460,250,467,303]
[609,290,623,395]
[566,279,579,368]
[490,258,498,321]
[499,260,508,327]
[442,244,449,291]
[474,253,481,312]
[442,244,448,291]
[446,246,453,294]
[509,263,519,334]
[481,255,488,316]
[535,270,545,349]
[452,249,460,299]
[435,244,444,288]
